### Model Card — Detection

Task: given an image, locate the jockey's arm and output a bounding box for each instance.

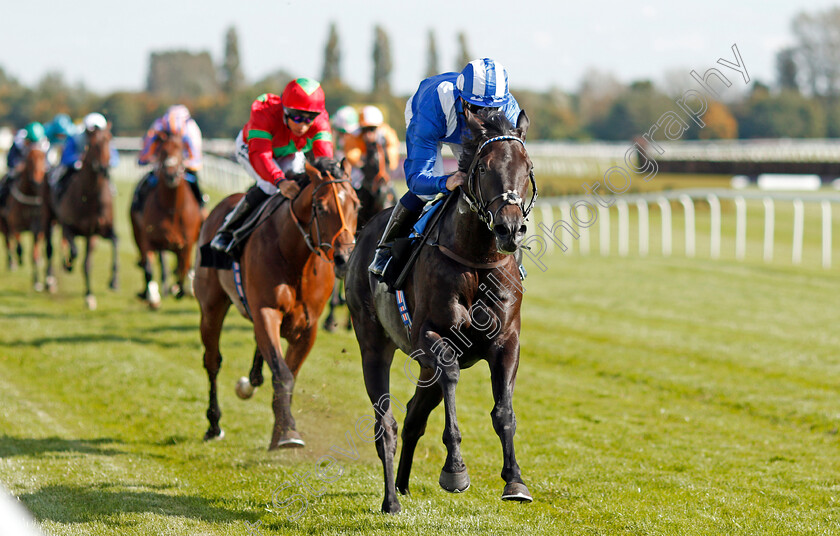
[404,114,450,196]
[247,136,285,185]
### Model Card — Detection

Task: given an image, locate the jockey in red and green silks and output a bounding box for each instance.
[209,78,334,253]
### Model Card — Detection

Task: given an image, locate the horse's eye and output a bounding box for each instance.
[478,164,486,174]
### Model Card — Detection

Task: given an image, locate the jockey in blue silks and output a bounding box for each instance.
[52,112,119,191]
[369,58,522,277]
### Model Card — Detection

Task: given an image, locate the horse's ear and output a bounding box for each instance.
[339,156,352,179]
[304,161,323,185]
[514,110,529,141]
[463,106,487,134]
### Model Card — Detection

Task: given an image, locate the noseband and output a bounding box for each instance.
[288,179,354,261]
[461,135,537,231]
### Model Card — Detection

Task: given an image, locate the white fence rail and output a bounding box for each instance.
[529,189,840,269]
[113,150,253,193]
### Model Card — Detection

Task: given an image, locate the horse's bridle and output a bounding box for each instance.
[461,135,538,231]
[288,178,354,261]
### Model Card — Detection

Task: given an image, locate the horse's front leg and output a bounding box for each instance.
[489,338,532,502]
[199,277,230,441]
[420,328,469,493]
[83,236,96,310]
[174,247,191,299]
[140,251,161,309]
[396,366,443,495]
[13,233,22,268]
[108,229,118,290]
[31,230,44,292]
[62,226,77,272]
[43,218,56,292]
[253,306,302,449]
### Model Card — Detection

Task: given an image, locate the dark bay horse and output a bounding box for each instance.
[323,140,397,332]
[130,132,202,309]
[345,108,536,513]
[195,158,359,448]
[43,126,118,309]
[1,147,47,288]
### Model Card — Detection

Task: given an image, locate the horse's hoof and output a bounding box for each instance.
[501,482,533,502]
[203,429,225,441]
[235,377,256,399]
[46,276,57,293]
[85,295,97,310]
[148,281,161,309]
[323,320,336,333]
[381,499,401,514]
[439,469,470,493]
[109,280,118,291]
[33,282,44,293]
[269,431,305,450]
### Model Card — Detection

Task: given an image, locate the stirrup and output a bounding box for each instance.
[210,232,233,253]
[368,247,391,276]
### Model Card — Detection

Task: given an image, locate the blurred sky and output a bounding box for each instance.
[1,0,838,96]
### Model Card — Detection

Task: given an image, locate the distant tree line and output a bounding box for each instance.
[1,11,838,143]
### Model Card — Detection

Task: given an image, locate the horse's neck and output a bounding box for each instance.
[156,175,185,205]
[438,193,502,262]
[275,188,317,270]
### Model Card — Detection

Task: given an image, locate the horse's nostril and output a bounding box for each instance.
[494,224,511,237]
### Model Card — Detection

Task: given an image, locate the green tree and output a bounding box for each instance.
[589,80,672,141]
[737,87,825,138]
[514,89,581,140]
[425,30,439,78]
[322,22,341,86]
[147,50,219,99]
[372,25,392,97]
[776,47,799,92]
[220,27,245,95]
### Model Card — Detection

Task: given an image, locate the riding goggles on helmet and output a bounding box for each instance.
[285,108,319,124]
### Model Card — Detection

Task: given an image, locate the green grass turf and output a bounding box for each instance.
[0,178,839,535]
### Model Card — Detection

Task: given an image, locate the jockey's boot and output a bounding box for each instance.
[131,172,155,213]
[369,202,420,277]
[187,176,209,219]
[187,174,208,207]
[210,186,268,253]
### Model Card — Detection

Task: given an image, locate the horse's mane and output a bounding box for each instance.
[457,108,515,172]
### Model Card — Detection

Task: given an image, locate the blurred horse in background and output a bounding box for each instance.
[43,125,118,309]
[323,140,396,332]
[130,132,202,309]
[1,147,48,289]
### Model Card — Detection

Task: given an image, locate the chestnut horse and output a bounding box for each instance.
[43,126,118,309]
[130,132,202,309]
[1,147,47,288]
[195,158,359,448]
[345,108,536,513]
[323,140,397,332]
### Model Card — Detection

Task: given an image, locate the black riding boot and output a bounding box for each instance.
[188,175,207,207]
[131,172,155,213]
[210,186,268,253]
[368,203,421,277]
